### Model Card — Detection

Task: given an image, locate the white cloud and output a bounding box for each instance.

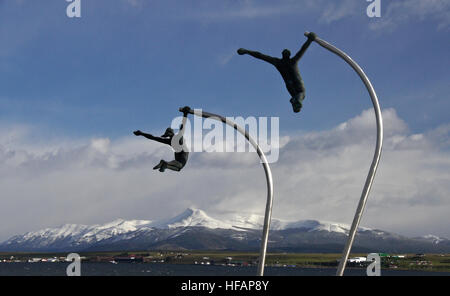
[123,0,144,8]
[0,108,449,241]
[190,4,297,21]
[162,0,358,23]
[212,0,366,24]
[370,0,450,31]
[317,0,360,24]
[217,50,236,66]
[153,0,450,32]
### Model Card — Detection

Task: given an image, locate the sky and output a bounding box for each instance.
[0,0,449,241]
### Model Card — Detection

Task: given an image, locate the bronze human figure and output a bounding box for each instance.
[133,108,190,172]
[237,32,316,113]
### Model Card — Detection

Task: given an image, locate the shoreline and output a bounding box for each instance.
[1,251,449,273]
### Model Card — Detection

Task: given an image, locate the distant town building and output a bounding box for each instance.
[348,257,367,263]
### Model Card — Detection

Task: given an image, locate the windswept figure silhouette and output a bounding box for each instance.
[133,107,190,172]
[237,32,316,113]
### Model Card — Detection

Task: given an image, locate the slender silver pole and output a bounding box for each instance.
[181,107,274,276]
[304,32,384,276]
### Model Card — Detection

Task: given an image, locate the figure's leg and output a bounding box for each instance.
[153,160,167,171]
[290,92,305,113]
[286,82,305,113]
[164,160,184,172]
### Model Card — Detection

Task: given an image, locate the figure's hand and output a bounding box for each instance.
[306,32,317,41]
[179,106,191,116]
[237,48,248,55]
[133,130,142,136]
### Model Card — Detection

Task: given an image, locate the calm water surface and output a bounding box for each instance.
[1,263,449,276]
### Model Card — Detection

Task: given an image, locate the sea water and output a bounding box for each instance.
[0,263,449,276]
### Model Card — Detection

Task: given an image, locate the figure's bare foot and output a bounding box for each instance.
[133,130,142,136]
[159,161,168,172]
[153,160,165,170]
[290,97,303,113]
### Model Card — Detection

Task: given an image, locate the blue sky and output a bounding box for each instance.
[0,0,448,138]
[0,0,449,241]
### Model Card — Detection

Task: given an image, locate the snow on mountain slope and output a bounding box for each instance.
[420,234,446,244]
[3,219,154,247]
[0,208,376,249]
[79,219,153,243]
[10,224,92,246]
[149,208,232,229]
[212,211,372,234]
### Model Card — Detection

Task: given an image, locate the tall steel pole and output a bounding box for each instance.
[180,107,274,276]
[304,32,384,276]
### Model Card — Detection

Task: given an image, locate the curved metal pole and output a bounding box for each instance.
[304,32,384,276]
[180,107,274,276]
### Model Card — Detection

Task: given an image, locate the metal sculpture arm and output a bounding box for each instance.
[292,32,316,63]
[237,48,278,65]
[133,131,171,145]
[179,106,274,276]
[178,106,190,137]
[170,107,190,152]
[304,32,383,276]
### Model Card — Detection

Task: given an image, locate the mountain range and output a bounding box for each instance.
[1,208,449,253]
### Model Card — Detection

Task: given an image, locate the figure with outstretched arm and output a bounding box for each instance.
[133,107,190,172]
[237,32,316,113]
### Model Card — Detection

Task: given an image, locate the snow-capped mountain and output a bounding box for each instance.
[416,235,447,245]
[149,208,371,234]
[150,208,232,230]
[1,208,449,253]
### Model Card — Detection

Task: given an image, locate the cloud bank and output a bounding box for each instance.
[1,108,449,241]
[369,0,450,31]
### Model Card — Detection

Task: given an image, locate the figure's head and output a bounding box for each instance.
[161,127,175,138]
[282,49,291,59]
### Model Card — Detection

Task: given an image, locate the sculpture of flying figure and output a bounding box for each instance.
[133,107,190,172]
[237,32,316,113]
